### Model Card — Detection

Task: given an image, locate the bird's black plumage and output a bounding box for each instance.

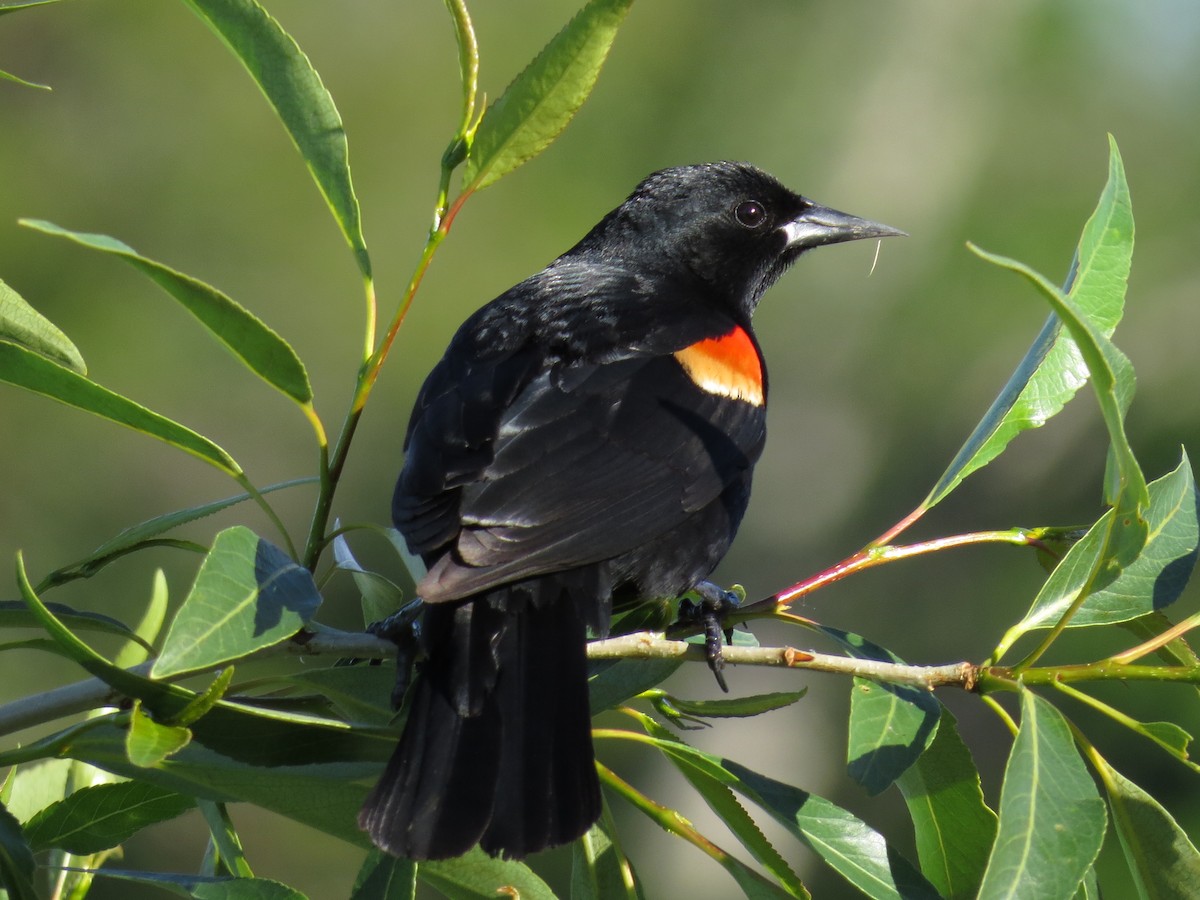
[359,161,902,860]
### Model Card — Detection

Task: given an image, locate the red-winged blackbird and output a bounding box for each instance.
[359,162,902,861]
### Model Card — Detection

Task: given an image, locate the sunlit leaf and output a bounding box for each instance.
[925,136,1133,507]
[21,219,312,405]
[897,708,997,899]
[462,0,633,191]
[83,868,305,899]
[179,0,370,277]
[0,341,240,475]
[24,781,192,854]
[571,818,642,900]
[977,690,1106,900]
[126,703,192,768]
[419,848,558,900]
[153,527,322,678]
[0,277,84,372]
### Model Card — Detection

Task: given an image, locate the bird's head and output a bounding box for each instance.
[579,161,904,318]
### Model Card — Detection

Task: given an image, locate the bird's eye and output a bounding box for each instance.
[734,200,768,229]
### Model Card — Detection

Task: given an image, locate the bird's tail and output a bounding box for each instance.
[358,581,601,860]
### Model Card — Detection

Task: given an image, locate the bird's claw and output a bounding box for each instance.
[676,582,742,693]
[366,599,423,709]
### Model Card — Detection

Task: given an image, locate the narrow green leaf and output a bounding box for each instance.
[333,531,405,626]
[178,0,370,277]
[352,848,416,900]
[153,526,322,678]
[648,689,807,720]
[925,136,1133,506]
[977,690,1106,900]
[897,708,998,900]
[1075,866,1101,900]
[462,0,634,191]
[21,219,312,405]
[419,848,558,900]
[0,277,84,372]
[1007,452,1198,640]
[0,801,38,900]
[1093,752,1200,899]
[282,665,397,726]
[0,66,51,89]
[114,569,170,670]
[571,818,642,900]
[197,799,253,879]
[588,657,682,713]
[0,340,240,475]
[0,0,65,15]
[126,703,193,767]
[24,781,192,854]
[0,599,152,652]
[84,868,306,899]
[638,717,809,898]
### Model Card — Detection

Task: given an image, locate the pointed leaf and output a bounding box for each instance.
[588,657,682,713]
[571,819,642,900]
[0,599,152,651]
[179,0,369,277]
[0,801,38,900]
[926,136,1133,506]
[419,848,558,900]
[114,569,171,669]
[153,527,321,678]
[84,868,305,899]
[649,689,807,720]
[1093,752,1200,899]
[24,781,192,854]
[0,340,240,474]
[0,277,84,372]
[21,219,312,404]
[462,0,634,190]
[977,690,1106,900]
[0,0,66,15]
[1009,453,1198,642]
[897,708,998,899]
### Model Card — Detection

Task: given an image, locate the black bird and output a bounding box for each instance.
[359,162,902,860]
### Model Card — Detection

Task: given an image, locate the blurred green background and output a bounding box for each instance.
[3,1,1199,897]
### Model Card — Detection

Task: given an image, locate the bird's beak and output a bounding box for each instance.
[780,203,906,251]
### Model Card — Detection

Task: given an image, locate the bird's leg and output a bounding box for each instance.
[675,582,741,693]
[366,599,423,709]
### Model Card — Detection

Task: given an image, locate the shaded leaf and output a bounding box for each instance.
[179,0,370,277]
[84,868,305,899]
[571,818,642,900]
[462,0,634,190]
[977,690,1106,900]
[352,848,416,900]
[114,569,170,670]
[282,665,397,726]
[22,219,312,404]
[0,340,240,475]
[0,277,84,372]
[333,531,405,626]
[153,527,322,678]
[1093,752,1200,899]
[897,708,997,899]
[0,801,38,900]
[419,848,558,900]
[926,135,1133,506]
[24,781,192,854]
[0,599,152,652]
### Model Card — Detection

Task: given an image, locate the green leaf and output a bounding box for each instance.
[153,526,322,678]
[648,689,807,723]
[926,135,1134,507]
[0,801,38,900]
[0,277,84,372]
[637,717,809,898]
[24,781,192,854]
[819,627,941,795]
[352,849,416,900]
[114,569,171,670]
[1000,449,1197,653]
[0,340,240,475]
[0,599,152,652]
[0,66,51,90]
[281,665,397,727]
[178,0,370,277]
[419,848,558,900]
[588,657,683,713]
[897,708,998,900]
[21,219,312,405]
[461,0,634,191]
[571,818,642,900]
[977,690,1106,900]
[333,531,406,626]
[0,0,65,16]
[84,868,306,899]
[1093,752,1200,899]
[126,703,193,767]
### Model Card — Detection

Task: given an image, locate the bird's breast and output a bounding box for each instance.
[672,325,764,407]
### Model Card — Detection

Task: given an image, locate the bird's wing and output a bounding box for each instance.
[395,345,766,603]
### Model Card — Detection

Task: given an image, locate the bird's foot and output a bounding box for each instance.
[366,599,423,709]
[676,582,742,693]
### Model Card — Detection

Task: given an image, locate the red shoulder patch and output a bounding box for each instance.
[673,325,764,406]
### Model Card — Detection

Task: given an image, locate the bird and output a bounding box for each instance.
[358,161,903,861]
